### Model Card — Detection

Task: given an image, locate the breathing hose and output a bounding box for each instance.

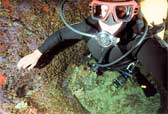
[59,0,96,38]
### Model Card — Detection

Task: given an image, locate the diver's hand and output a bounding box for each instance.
[17,49,42,70]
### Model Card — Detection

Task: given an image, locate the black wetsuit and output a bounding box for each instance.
[38,16,168,113]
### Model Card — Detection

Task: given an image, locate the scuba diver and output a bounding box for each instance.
[17,0,168,113]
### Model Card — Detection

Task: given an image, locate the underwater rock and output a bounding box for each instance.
[0,89,9,103]
[0,109,9,114]
[17,0,31,12]
[15,101,28,109]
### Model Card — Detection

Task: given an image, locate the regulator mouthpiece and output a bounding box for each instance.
[96,31,120,48]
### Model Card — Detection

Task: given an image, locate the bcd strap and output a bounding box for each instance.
[147,21,165,38]
[133,67,157,97]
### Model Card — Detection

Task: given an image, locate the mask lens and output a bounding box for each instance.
[93,5,102,18]
[115,6,132,20]
[92,4,108,20]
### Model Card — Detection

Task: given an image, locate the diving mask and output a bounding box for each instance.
[89,0,139,23]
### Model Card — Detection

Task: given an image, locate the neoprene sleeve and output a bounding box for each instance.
[38,16,98,54]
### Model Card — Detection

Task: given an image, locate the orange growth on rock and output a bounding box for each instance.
[6,12,12,17]
[0,74,7,86]
[49,10,53,16]
[2,0,13,9]
[42,5,49,13]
